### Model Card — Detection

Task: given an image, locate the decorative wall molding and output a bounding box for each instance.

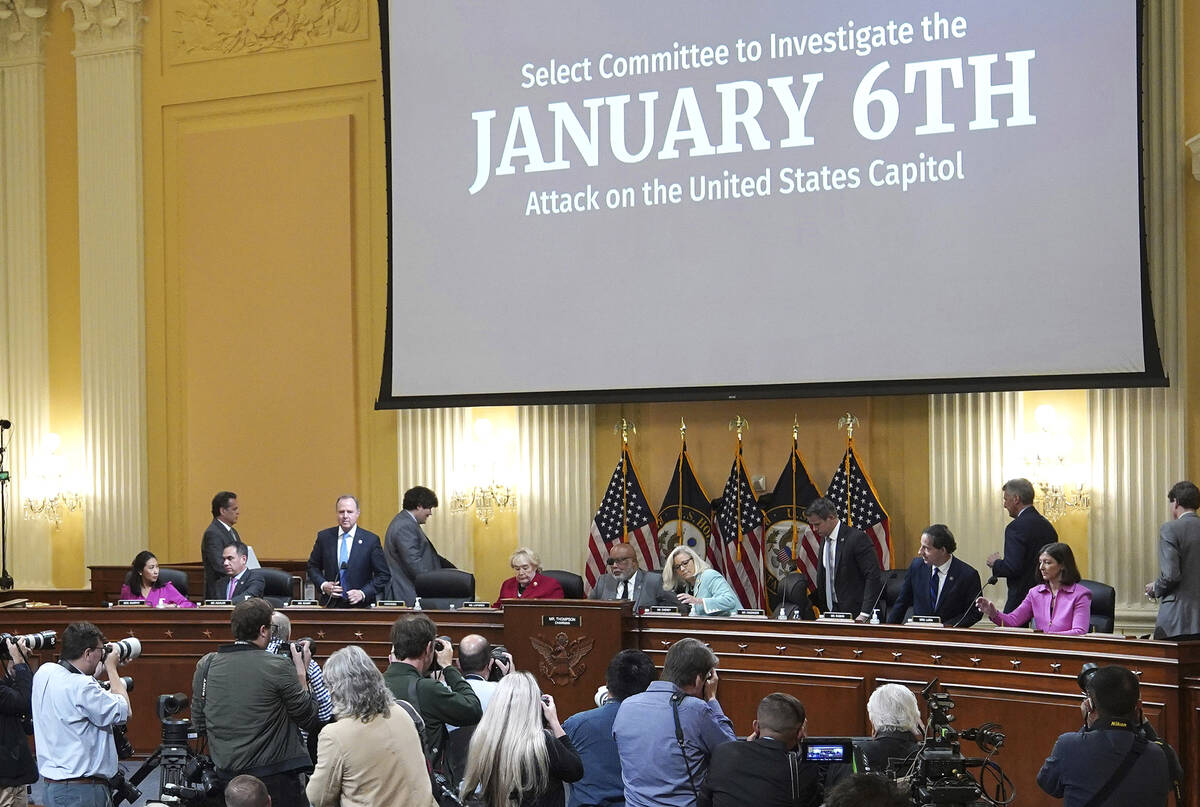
[517,405,594,573]
[167,0,366,65]
[0,0,49,64]
[74,28,149,566]
[62,0,145,55]
[0,57,52,586]
[397,408,472,569]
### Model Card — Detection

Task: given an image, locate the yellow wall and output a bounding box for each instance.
[1187,0,1200,476]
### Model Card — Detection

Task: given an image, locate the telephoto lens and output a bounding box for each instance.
[105,637,142,663]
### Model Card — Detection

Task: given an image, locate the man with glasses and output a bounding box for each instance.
[589,542,682,611]
[31,622,131,807]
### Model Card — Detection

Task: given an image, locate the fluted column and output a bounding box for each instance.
[397,408,472,567]
[0,0,52,587]
[1088,0,1185,631]
[517,405,594,572]
[65,0,148,566]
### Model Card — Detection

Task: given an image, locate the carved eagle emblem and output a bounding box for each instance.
[529,632,595,686]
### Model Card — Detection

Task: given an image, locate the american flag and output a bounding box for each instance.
[712,452,765,609]
[825,444,892,570]
[585,447,659,590]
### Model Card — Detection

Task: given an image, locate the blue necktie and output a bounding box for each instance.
[339,534,350,565]
[929,568,940,609]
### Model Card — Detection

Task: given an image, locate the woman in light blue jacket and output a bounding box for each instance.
[661,545,741,616]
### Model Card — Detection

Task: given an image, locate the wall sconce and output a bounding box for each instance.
[449,418,518,526]
[22,433,84,529]
[1023,405,1090,523]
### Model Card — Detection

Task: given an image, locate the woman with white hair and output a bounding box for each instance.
[661,545,741,616]
[861,683,923,774]
[494,547,565,607]
[306,645,436,807]
[459,671,583,807]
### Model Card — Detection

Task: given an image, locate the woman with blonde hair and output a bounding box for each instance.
[494,547,564,606]
[459,671,582,807]
[661,545,741,616]
[307,645,436,807]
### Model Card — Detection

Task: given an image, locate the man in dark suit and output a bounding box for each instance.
[203,491,241,600]
[699,692,820,807]
[588,540,681,611]
[807,497,883,622]
[886,524,983,627]
[988,478,1058,613]
[220,541,264,602]
[307,494,389,607]
[383,486,447,605]
[1145,480,1200,640]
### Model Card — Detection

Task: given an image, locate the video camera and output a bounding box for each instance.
[112,693,217,806]
[0,630,55,661]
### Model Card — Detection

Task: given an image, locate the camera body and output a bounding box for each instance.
[429,635,453,672]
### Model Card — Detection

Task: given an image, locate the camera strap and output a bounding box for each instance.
[787,751,801,803]
[1080,733,1147,807]
[669,691,700,801]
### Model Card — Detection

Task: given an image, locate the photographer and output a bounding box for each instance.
[0,636,37,805]
[456,634,513,712]
[192,598,320,806]
[31,622,131,807]
[383,615,481,774]
[1038,664,1182,806]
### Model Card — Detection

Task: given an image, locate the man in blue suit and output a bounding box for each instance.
[307,495,390,607]
[887,524,982,627]
[987,478,1058,613]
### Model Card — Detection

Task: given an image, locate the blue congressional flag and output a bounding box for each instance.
[656,440,714,570]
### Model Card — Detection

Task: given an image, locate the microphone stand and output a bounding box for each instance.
[953,575,998,628]
[0,420,13,590]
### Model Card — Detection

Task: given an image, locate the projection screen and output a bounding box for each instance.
[377,0,1163,408]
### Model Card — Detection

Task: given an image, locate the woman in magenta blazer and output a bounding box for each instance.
[494,547,564,607]
[976,542,1090,634]
[119,550,196,607]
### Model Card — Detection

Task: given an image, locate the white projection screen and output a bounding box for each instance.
[377,0,1164,408]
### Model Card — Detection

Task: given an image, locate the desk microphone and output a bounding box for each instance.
[953,575,998,628]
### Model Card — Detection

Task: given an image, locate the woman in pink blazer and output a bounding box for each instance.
[977,542,1090,634]
[119,550,196,607]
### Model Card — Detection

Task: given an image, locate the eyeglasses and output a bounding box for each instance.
[606,556,634,566]
[672,557,693,571]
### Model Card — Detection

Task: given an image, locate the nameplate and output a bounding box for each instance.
[541,615,580,627]
[115,600,146,607]
[203,599,233,606]
[817,611,854,621]
[462,601,492,609]
[735,608,766,617]
[907,615,942,625]
[289,599,319,607]
[645,606,681,615]
[377,600,407,608]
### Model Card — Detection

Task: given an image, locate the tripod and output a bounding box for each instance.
[114,716,216,806]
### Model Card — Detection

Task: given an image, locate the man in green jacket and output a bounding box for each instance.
[193,598,321,805]
[383,613,482,771]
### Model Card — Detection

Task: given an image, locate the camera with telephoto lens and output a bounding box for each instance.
[429,635,453,672]
[104,637,142,663]
[0,630,55,661]
[892,678,1011,806]
[488,644,512,682]
[100,677,136,758]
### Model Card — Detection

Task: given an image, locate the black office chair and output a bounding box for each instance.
[259,568,295,608]
[415,569,476,609]
[776,572,817,619]
[1080,578,1116,633]
[880,567,909,618]
[158,568,189,597]
[541,569,585,599]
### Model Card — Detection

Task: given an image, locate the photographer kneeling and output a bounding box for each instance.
[193,598,320,806]
[1038,664,1182,806]
[31,622,131,807]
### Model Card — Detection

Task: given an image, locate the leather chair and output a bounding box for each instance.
[158,567,189,597]
[880,567,909,618]
[259,568,296,608]
[1080,578,1116,633]
[541,569,585,599]
[776,571,817,619]
[414,569,476,609]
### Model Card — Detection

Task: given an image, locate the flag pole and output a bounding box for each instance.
[729,415,748,562]
[837,412,859,527]
[614,418,636,542]
[676,418,686,546]
[791,416,799,559]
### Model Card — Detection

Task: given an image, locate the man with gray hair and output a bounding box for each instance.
[988,478,1058,612]
[306,495,389,607]
[225,774,271,807]
[806,497,883,622]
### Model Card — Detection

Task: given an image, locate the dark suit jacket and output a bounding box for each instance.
[699,736,820,807]
[887,556,983,627]
[202,519,240,600]
[1150,511,1200,639]
[814,523,883,616]
[993,506,1058,612]
[383,510,444,605]
[307,527,390,607]
[588,569,680,611]
[219,568,264,602]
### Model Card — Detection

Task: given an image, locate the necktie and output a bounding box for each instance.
[227,576,237,600]
[930,568,940,609]
[339,534,350,566]
[618,581,629,600]
[824,538,836,611]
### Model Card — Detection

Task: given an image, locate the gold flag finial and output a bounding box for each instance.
[838,412,859,441]
[680,417,687,443]
[613,418,636,445]
[792,415,800,443]
[728,415,748,442]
